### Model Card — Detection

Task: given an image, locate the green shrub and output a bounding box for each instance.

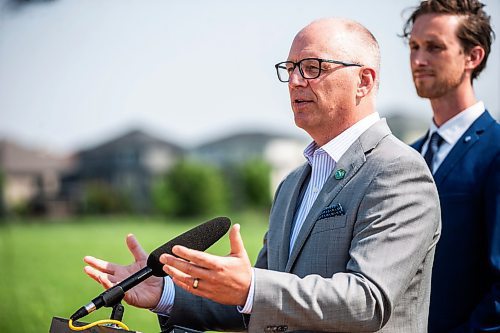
[153,160,229,217]
[80,181,132,214]
[238,159,272,210]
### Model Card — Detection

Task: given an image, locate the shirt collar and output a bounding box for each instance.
[430,101,485,145]
[304,112,380,163]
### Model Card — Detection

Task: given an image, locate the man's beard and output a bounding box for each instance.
[414,71,466,99]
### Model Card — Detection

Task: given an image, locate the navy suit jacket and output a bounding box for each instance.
[412,110,500,333]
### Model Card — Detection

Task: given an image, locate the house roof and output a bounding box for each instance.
[195,130,308,150]
[0,140,73,174]
[77,129,184,156]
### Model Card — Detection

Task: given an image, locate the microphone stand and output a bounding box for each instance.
[108,302,125,329]
[102,288,126,329]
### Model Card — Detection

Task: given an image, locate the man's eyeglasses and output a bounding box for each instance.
[274,58,362,82]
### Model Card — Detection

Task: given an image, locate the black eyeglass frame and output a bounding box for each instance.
[274,57,363,82]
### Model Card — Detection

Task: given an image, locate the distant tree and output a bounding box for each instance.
[151,177,177,217]
[80,181,132,215]
[238,159,272,210]
[153,160,228,217]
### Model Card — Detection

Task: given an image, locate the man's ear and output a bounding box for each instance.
[465,45,485,71]
[356,67,376,98]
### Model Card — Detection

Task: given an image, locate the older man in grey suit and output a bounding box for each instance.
[84,18,441,332]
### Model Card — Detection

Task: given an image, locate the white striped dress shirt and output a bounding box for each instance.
[288,144,335,254]
[289,112,380,254]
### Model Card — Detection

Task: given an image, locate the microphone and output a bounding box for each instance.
[70,216,231,321]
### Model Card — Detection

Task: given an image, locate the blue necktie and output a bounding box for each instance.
[424,132,443,171]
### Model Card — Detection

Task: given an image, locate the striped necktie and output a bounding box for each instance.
[424,132,443,171]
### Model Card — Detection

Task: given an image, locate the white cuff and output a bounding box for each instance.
[150,276,175,315]
[237,268,255,314]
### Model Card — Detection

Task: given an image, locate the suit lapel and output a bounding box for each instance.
[275,164,311,272]
[433,111,495,186]
[285,119,392,272]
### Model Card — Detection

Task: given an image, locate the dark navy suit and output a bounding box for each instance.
[412,110,500,332]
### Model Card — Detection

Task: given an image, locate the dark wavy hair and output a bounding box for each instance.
[402,0,495,80]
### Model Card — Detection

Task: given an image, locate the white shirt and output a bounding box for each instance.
[154,112,382,316]
[421,101,485,173]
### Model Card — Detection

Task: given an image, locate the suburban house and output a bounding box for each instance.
[190,131,309,193]
[0,140,73,215]
[55,129,307,214]
[60,129,184,214]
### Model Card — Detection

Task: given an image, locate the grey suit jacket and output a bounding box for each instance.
[160,119,441,333]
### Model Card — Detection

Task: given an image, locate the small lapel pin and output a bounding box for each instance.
[464,136,471,143]
[334,169,346,180]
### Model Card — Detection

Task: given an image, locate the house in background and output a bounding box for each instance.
[58,129,306,214]
[191,131,309,193]
[61,129,184,214]
[0,140,73,215]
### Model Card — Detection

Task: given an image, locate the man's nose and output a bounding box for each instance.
[288,66,308,87]
[411,51,428,67]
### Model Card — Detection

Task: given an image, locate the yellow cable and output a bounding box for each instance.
[68,318,130,331]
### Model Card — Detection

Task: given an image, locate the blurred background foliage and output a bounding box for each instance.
[1,158,273,220]
[152,160,230,218]
[81,181,133,215]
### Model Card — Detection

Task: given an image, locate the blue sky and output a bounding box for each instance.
[0,0,498,153]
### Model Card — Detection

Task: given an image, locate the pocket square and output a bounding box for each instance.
[317,203,345,221]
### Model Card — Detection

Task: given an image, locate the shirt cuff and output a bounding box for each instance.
[237,268,255,314]
[150,276,175,315]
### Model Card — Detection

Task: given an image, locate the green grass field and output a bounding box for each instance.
[0,212,269,333]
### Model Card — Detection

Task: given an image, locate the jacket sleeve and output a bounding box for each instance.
[158,285,248,332]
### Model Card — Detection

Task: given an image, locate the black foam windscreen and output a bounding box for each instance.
[147,216,231,276]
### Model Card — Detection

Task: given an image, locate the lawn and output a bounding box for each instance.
[0,211,269,333]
